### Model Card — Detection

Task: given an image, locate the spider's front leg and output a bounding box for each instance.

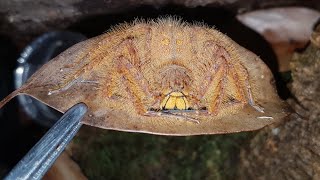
[232,62,265,113]
[200,57,228,115]
[199,41,263,115]
[195,41,247,115]
[113,38,156,115]
[217,43,264,112]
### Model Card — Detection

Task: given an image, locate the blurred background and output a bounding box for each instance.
[0,0,319,179]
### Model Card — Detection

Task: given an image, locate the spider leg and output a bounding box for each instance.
[216,48,248,110]
[195,41,252,115]
[236,63,265,113]
[114,39,154,115]
[108,27,169,116]
[48,25,152,96]
[215,42,264,113]
[196,55,228,115]
[207,59,228,115]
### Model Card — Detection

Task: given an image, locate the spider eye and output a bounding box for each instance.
[161,38,170,46]
[176,39,183,45]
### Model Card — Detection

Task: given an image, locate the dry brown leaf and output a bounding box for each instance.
[0,18,290,135]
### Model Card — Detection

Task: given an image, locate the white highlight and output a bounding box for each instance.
[257,116,273,119]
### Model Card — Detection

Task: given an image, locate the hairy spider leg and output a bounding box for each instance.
[114,38,154,114]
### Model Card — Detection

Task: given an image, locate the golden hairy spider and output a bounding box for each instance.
[96,19,264,123]
[0,18,287,135]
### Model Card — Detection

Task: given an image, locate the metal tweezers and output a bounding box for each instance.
[5,103,88,180]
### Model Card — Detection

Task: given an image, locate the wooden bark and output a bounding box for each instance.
[0,0,319,43]
[239,28,320,179]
